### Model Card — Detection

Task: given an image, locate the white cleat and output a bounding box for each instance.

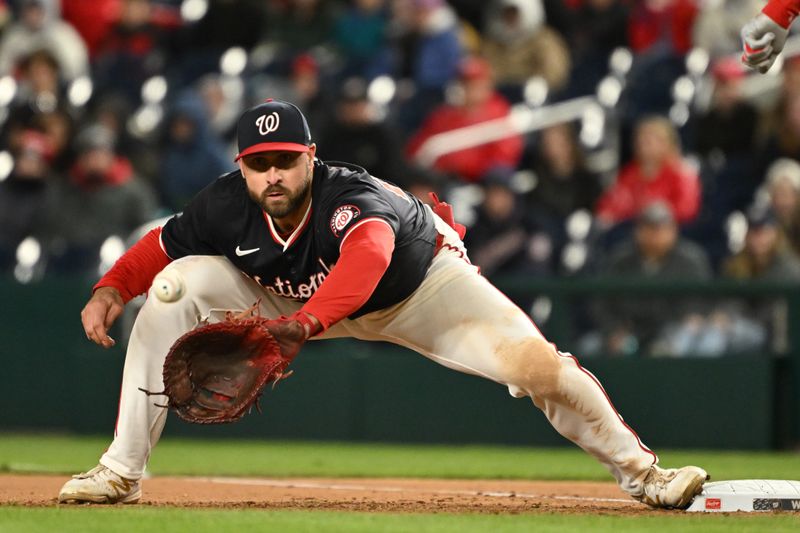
[58,464,141,504]
[634,465,709,509]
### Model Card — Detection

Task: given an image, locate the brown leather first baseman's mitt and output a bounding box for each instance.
[140,304,308,424]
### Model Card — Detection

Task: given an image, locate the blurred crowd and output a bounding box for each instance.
[2,0,800,357]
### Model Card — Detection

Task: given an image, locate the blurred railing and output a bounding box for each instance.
[495,277,800,351]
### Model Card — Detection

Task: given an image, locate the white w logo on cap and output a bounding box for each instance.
[255,112,280,136]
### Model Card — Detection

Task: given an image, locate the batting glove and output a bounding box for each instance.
[741,13,789,73]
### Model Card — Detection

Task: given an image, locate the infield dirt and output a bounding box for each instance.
[1,475,665,515]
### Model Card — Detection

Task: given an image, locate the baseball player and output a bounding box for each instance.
[742,0,800,72]
[58,99,707,508]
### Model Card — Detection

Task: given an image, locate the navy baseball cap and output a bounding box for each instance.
[234,99,312,161]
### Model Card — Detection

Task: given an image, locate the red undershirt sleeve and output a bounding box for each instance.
[764,0,800,28]
[94,227,172,303]
[300,219,395,331]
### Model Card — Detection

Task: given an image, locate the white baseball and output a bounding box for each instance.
[152,270,185,302]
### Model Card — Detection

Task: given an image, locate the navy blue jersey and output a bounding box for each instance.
[160,160,438,317]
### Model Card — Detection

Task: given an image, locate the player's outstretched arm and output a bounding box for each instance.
[742,0,800,73]
[81,287,124,348]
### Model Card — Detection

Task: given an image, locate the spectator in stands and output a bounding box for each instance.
[465,167,553,277]
[406,56,523,183]
[625,0,698,116]
[688,58,759,261]
[481,0,571,98]
[754,57,800,177]
[528,123,602,220]
[158,92,232,212]
[317,77,405,182]
[3,49,67,155]
[709,205,800,355]
[596,116,701,226]
[694,57,758,160]
[723,205,800,281]
[16,48,63,104]
[62,0,130,59]
[526,122,602,259]
[593,202,712,357]
[87,94,154,180]
[196,74,242,143]
[407,0,463,92]
[758,92,800,172]
[758,56,800,145]
[386,0,420,84]
[763,158,800,256]
[392,0,464,132]
[287,53,335,138]
[692,0,763,58]
[93,0,168,105]
[0,130,56,269]
[628,0,698,57]
[567,0,630,97]
[0,0,88,81]
[42,124,158,273]
[333,0,392,79]
[33,109,74,171]
[694,57,763,223]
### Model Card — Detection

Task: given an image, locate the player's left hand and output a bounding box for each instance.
[741,12,789,73]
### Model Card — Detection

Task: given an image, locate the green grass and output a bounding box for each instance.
[0,507,798,533]
[1,433,799,482]
[2,434,800,531]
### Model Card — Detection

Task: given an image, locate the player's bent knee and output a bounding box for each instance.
[497,337,563,399]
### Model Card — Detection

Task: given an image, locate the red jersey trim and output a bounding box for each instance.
[263,199,313,251]
[339,217,395,252]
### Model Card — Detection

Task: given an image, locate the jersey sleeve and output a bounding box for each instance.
[160,187,220,258]
[94,227,172,303]
[763,0,800,28]
[301,220,395,330]
[323,175,403,247]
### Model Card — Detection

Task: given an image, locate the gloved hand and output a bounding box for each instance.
[142,306,319,424]
[741,12,790,73]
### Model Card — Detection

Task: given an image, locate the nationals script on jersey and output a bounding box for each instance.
[160,160,438,317]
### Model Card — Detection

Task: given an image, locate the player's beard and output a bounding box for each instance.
[252,166,312,219]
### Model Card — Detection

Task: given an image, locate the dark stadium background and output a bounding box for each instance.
[1,0,799,449]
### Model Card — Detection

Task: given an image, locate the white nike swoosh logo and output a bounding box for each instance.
[235,246,260,256]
